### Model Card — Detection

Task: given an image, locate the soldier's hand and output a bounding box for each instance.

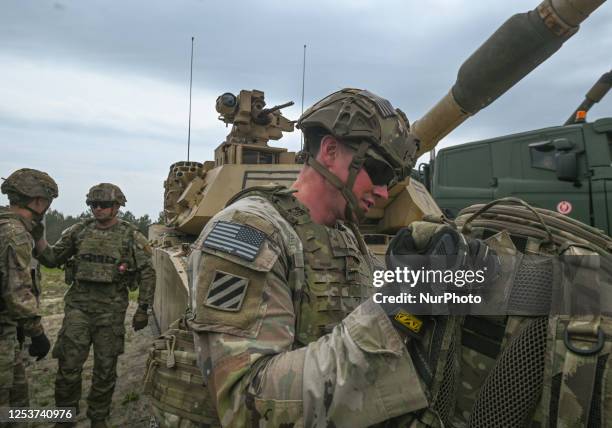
[31,221,45,242]
[29,332,51,360]
[132,306,149,331]
[381,223,499,337]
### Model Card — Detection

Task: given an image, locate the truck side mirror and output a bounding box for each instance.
[555,152,578,182]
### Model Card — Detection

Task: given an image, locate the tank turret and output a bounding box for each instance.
[215,90,294,145]
[159,90,299,237]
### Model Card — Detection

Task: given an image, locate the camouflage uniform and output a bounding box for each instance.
[0,208,41,409]
[0,168,57,427]
[37,184,155,423]
[189,189,428,427]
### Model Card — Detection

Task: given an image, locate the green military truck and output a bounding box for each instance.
[428,71,612,235]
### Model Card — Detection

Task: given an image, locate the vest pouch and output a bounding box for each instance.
[144,319,221,427]
[75,259,116,284]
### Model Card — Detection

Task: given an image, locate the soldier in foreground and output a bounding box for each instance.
[187,89,494,426]
[36,183,155,428]
[0,169,57,419]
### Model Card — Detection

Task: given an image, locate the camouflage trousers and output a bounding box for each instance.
[52,309,126,421]
[0,325,29,428]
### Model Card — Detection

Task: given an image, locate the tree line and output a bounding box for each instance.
[44,209,162,244]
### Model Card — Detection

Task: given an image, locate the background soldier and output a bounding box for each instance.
[0,168,57,419]
[36,183,155,428]
[186,89,493,426]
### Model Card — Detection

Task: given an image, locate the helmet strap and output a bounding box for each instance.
[305,141,370,222]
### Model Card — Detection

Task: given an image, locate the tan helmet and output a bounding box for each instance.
[1,168,59,203]
[297,88,419,221]
[297,88,419,182]
[86,183,126,206]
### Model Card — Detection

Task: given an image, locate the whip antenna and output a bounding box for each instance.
[300,44,307,151]
[187,36,195,161]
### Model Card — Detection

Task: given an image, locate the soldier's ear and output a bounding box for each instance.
[318,135,339,167]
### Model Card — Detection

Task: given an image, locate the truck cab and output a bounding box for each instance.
[431,117,612,235]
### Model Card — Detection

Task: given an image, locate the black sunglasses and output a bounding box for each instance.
[363,157,396,187]
[88,201,114,209]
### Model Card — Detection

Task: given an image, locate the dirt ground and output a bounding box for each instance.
[26,268,155,428]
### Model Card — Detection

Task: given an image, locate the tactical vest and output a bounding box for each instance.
[68,219,137,286]
[412,198,612,427]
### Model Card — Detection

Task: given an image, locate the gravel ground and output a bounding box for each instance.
[26,268,155,428]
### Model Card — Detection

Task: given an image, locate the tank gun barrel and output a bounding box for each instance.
[412,0,606,157]
[564,70,612,124]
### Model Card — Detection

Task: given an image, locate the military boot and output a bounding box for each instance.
[90,419,109,428]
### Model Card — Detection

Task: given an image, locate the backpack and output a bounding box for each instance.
[445,197,612,427]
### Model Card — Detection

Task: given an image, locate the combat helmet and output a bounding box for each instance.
[1,168,59,204]
[297,88,419,220]
[86,183,127,207]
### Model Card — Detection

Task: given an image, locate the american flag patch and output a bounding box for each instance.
[205,271,249,311]
[358,89,396,118]
[203,221,266,261]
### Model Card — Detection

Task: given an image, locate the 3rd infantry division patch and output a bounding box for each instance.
[205,270,249,312]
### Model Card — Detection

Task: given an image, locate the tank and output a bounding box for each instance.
[150,0,608,333]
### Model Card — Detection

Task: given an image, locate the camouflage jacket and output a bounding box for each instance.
[0,207,43,336]
[188,189,427,427]
[37,218,155,313]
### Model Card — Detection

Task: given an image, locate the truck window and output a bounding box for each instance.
[439,145,492,187]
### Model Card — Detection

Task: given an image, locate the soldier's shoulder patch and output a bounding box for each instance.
[204,270,249,312]
[203,221,266,262]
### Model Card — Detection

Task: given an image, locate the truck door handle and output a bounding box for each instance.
[489,177,498,187]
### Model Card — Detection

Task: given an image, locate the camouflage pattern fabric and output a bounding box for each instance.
[187,189,427,427]
[0,207,43,412]
[0,207,44,335]
[0,329,29,412]
[377,212,612,427]
[453,201,612,427]
[86,183,126,206]
[0,168,58,201]
[37,218,155,421]
[52,308,125,420]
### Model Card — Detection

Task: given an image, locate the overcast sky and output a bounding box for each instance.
[1,0,611,217]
